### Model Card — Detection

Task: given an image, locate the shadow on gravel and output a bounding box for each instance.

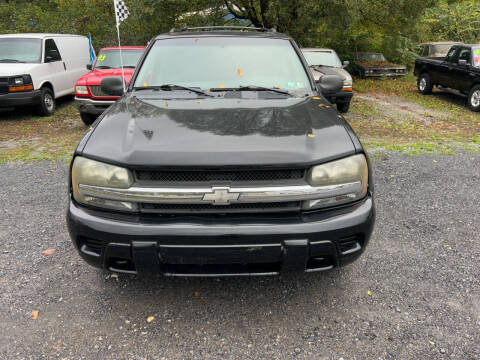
[91,268,351,320]
[431,89,468,108]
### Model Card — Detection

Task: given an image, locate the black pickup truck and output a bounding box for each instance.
[414,44,480,111]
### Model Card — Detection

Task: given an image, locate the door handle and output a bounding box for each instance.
[63,62,66,70]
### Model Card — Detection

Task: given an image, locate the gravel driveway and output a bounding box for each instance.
[0,153,479,360]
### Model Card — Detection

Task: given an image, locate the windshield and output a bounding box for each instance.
[0,38,42,63]
[357,53,387,62]
[303,51,342,68]
[94,49,144,69]
[134,37,312,92]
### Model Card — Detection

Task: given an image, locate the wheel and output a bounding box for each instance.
[336,101,351,113]
[468,85,480,112]
[80,112,97,126]
[36,87,55,116]
[417,73,433,95]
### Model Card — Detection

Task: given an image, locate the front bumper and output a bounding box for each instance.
[324,89,353,105]
[75,97,115,115]
[67,195,375,276]
[0,90,41,108]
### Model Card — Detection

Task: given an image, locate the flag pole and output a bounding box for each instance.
[115,24,126,93]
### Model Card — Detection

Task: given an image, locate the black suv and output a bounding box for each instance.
[67,27,375,276]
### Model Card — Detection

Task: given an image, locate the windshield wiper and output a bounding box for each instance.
[94,65,112,69]
[237,85,293,96]
[134,84,214,97]
[122,65,136,68]
[0,59,25,63]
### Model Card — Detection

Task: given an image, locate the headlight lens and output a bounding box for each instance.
[343,79,353,87]
[75,85,89,95]
[72,157,136,211]
[14,77,23,85]
[304,154,368,210]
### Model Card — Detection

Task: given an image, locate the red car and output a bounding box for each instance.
[74,46,145,125]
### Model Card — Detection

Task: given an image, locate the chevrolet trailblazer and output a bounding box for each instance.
[67,27,375,276]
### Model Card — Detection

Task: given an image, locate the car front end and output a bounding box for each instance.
[67,30,375,277]
[0,74,40,108]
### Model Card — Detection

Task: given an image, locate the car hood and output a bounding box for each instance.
[0,63,39,77]
[310,66,352,83]
[75,68,136,86]
[81,93,357,167]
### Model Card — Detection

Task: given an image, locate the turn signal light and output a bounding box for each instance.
[9,84,34,92]
[342,86,353,92]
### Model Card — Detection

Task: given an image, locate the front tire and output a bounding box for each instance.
[337,101,351,113]
[80,112,97,126]
[417,73,433,95]
[37,87,55,116]
[468,85,480,112]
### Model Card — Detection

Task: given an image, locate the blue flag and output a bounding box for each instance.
[88,34,96,65]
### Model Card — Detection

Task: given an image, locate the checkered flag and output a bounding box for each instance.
[113,0,130,26]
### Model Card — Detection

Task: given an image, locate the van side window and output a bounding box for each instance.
[457,48,471,65]
[45,39,62,62]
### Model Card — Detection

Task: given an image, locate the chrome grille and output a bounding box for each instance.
[135,168,306,184]
[88,85,110,97]
[140,201,301,214]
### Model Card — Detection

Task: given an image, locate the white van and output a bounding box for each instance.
[0,33,91,115]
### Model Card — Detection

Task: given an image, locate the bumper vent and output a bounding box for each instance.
[135,168,306,184]
[140,201,302,214]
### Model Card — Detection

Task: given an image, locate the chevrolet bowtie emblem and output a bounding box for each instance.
[202,187,240,205]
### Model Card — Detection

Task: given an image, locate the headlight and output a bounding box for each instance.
[14,77,23,85]
[303,154,368,210]
[72,157,136,212]
[343,79,353,87]
[75,85,89,95]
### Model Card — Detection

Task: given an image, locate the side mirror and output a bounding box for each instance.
[458,59,468,67]
[86,64,93,70]
[342,60,350,68]
[45,50,60,62]
[45,56,54,62]
[101,76,125,96]
[316,75,343,95]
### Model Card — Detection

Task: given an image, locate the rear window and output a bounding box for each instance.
[134,37,312,92]
[474,48,480,68]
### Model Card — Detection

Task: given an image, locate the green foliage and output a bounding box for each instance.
[419,0,480,43]
[0,0,478,60]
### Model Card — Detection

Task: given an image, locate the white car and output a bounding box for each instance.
[0,33,91,115]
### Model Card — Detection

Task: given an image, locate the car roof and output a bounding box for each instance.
[301,48,334,52]
[0,33,85,39]
[100,46,146,51]
[154,29,290,41]
[420,42,463,45]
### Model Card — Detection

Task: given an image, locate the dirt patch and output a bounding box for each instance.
[0,98,87,163]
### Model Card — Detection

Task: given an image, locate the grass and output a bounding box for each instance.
[0,78,479,164]
[346,74,480,155]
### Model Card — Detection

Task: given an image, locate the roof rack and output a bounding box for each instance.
[169,26,277,33]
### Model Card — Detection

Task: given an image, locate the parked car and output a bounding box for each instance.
[74,46,145,125]
[0,33,90,115]
[417,42,463,58]
[67,26,375,277]
[354,52,407,78]
[301,48,353,113]
[414,44,480,112]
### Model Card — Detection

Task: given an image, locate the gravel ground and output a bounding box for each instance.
[0,153,479,360]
